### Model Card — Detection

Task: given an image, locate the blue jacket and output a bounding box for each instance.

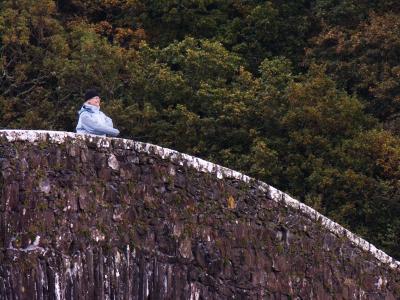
[76,104,120,137]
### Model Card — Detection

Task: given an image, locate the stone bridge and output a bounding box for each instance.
[0,130,399,299]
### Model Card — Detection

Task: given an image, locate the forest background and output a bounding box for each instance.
[1,0,400,260]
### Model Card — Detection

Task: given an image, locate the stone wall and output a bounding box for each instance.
[0,130,399,299]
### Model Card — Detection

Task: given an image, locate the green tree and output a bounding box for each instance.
[312,0,399,26]
[223,0,313,71]
[0,0,66,129]
[307,13,400,122]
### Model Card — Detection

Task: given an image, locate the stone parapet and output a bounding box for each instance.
[0,130,399,299]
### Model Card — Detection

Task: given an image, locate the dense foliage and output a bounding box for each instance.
[1,0,400,259]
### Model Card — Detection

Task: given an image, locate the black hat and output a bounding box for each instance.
[84,89,99,101]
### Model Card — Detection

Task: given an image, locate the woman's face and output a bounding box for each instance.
[87,96,101,107]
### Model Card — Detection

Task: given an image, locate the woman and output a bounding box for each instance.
[76,89,120,137]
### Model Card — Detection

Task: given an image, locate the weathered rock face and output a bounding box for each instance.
[0,130,399,300]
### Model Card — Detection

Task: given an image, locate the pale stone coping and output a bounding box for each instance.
[1,129,399,271]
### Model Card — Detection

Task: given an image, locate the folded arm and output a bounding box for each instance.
[79,113,120,137]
